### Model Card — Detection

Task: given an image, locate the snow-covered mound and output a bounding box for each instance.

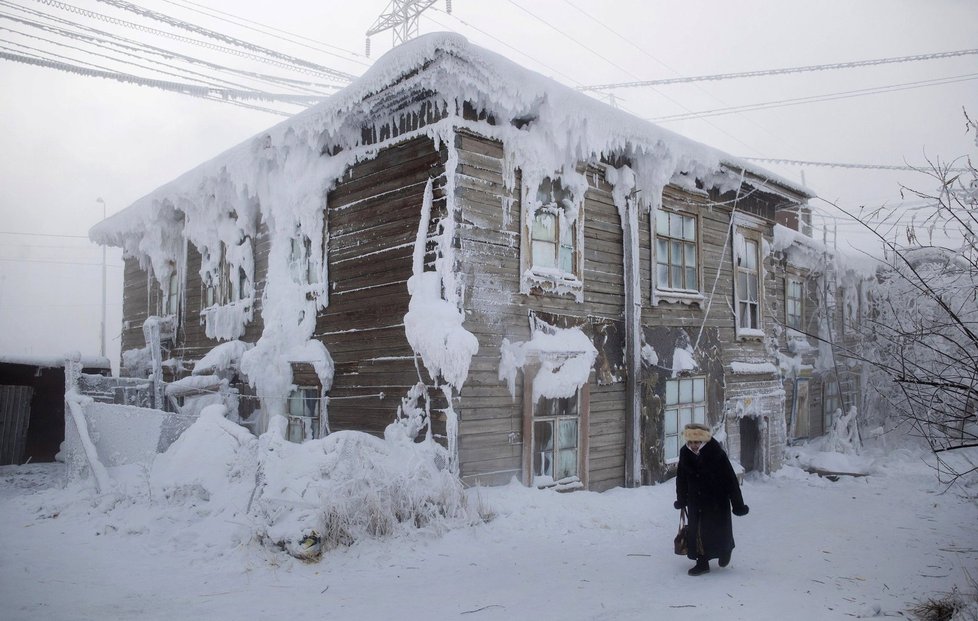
[250,414,470,559]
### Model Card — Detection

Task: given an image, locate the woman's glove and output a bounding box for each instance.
[674,500,684,510]
[732,504,749,516]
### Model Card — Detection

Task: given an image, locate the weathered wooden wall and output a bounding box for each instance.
[453,130,627,492]
[316,135,448,438]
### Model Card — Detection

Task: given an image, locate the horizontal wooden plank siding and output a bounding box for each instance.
[454,130,627,490]
[316,135,446,439]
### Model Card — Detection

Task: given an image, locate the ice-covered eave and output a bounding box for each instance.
[90,32,811,250]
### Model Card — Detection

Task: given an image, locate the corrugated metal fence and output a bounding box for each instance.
[0,385,34,465]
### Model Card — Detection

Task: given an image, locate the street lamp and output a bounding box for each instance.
[95,197,106,359]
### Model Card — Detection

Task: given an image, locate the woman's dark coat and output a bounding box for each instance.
[675,438,745,561]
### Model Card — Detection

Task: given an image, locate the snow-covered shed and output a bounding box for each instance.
[0,354,110,465]
[91,33,812,490]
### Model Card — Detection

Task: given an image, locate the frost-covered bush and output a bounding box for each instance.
[250,414,470,560]
[150,404,258,505]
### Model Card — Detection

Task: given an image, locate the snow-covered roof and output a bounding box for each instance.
[0,354,111,369]
[90,32,811,252]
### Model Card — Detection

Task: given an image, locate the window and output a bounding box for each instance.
[823,379,840,434]
[735,230,762,332]
[785,278,803,330]
[201,241,250,307]
[289,236,320,285]
[655,209,698,293]
[664,376,706,463]
[532,394,581,485]
[522,176,584,298]
[287,386,321,443]
[163,267,179,315]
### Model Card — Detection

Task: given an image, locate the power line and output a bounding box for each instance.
[0,7,342,94]
[650,72,978,122]
[156,0,368,65]
[0,50,300,113]
[0,257,124,267]
[743,158,973,173]
[0,230,90,238]
[87,0,357,81]
[581,48,978,91]
[24,0,355,82]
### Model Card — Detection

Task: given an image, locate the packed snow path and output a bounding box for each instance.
[1,453,975,620]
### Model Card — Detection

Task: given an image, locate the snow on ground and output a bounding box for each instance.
[1,440,976,620]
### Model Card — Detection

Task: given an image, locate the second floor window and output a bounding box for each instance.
[735,231,761,331]
[786,278,803,330]
[655,210,698,293]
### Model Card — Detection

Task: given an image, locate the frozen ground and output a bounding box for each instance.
[1,443,976,621]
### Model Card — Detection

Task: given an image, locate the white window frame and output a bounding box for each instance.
[202,239,251,309]
[663,376,707,464]
[520,176,585,298]
[733,219,765,338]
[785,276,803,331]
[649,206,704,305]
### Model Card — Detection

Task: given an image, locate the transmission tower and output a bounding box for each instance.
[365,0,450,57]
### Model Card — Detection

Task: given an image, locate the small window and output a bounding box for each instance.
[532,394,581,485]
[664,376,707,463]
[735,231,761,331]
[823,379,840,434]
[287,386,321,443]
[786,278,803,330]
[289,236,320,285]
[163,268,179,315]
[522,176,584,293]
[655,210,699,293]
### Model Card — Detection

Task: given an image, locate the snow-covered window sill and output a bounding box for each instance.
[522,268,584,301]
[654,289,704,306]
[533,475,584,492]
[735,328,765,341]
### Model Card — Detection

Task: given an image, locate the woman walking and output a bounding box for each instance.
[674,423,749,576]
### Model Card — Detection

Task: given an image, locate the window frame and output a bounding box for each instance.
[663,376,708,464]
[652,207,703,303]
[785,276,804,331]
[521,361,590,489]
[162,264,180,316]
[286,385,323,443]
[520,175,585,298]
[733,222,764,338]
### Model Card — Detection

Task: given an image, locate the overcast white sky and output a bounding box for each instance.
[0,0,975,368]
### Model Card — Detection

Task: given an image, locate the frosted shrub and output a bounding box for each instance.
[251,414,470,560]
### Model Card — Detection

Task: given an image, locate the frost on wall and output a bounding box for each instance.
[92,33,805,434]
[498,327,597,402]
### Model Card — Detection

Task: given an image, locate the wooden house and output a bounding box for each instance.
[92,34,812,491]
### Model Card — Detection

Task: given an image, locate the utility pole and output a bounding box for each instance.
[95,197,106,359]
[365,0,448,57]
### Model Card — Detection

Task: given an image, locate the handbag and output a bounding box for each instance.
[674,507,688,556]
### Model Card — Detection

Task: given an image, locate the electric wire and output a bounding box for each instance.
[86,0,357,81]
[1,21,288,94]
[0,50,299,113]
[156,0,368,66]
[0,13,339,95]
[742,157,972,173]
[650,73,978,122]
[20,0,351,81]
[581,48,978,91]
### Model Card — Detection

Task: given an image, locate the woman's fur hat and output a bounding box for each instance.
[683,423,712,443]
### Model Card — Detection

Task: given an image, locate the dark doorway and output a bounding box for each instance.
[740,416,761,473]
